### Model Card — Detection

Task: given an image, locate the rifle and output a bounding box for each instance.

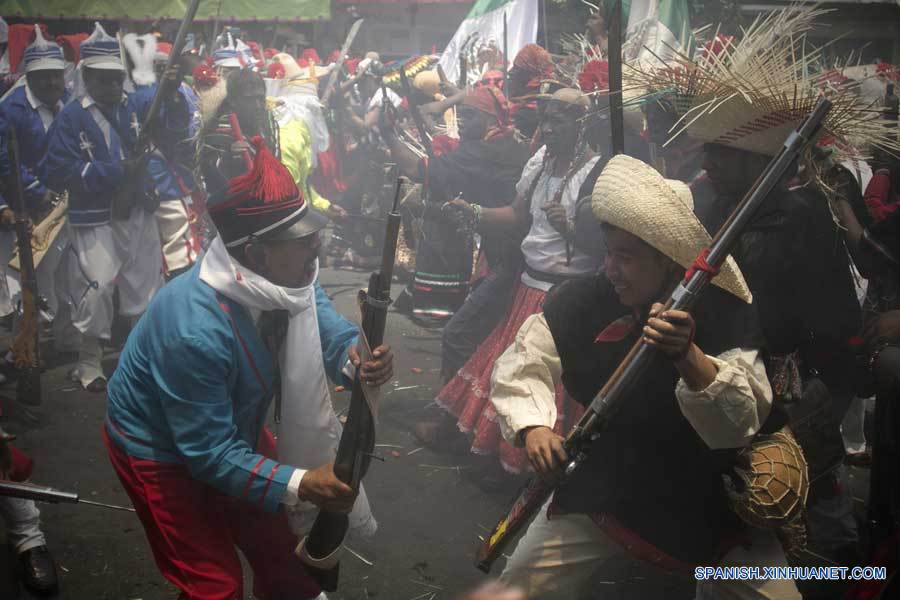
[112,0,202,221]
[5,127,41,407]
[399,67,434,158]
[0,480,136,512]
[475,97,833,573]
[298,178,404,591]
[608,0,625,155]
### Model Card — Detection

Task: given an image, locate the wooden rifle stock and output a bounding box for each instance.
[476,98,834,573]
[300,178,405,591]
[5,128,41,407]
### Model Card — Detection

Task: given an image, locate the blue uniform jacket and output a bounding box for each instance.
[132,82,200,203]
[0,85,71,210]
[39,90,191,226]
[106,265,359,513]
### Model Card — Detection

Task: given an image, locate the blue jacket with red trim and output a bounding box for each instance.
[105,264,358,513]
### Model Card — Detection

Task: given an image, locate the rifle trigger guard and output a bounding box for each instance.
[365,296,392,310]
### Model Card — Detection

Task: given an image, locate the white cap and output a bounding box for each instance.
[23,25,65,73]
[80,22,124,71]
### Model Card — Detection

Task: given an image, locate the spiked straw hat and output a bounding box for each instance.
[592,155,752,303]
[626,5,900,160]
[208,136,328,248]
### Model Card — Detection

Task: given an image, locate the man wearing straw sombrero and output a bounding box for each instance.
[627,5,900,568]
[490,154,800,599]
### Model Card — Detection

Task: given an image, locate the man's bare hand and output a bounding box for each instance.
[298,462,357,512]
[643,303,696,360]
[524,426,567,480]
[326,204,348,222]
[349,344,394,387]
[0,208,14,229]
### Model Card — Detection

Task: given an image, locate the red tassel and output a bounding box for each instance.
[227,136,300,204]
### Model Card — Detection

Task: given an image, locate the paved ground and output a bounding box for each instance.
[0,263,877,599]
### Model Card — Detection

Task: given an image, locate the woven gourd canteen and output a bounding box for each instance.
[731,429,809,528]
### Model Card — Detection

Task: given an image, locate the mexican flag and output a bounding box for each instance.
[438,0,539,85]
[623,0,695,64]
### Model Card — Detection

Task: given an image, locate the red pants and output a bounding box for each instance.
[9,445,34,481]
[104,427,320,600]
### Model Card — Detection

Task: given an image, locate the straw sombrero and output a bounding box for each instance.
[625,5,900,160]
[592,155,752,303]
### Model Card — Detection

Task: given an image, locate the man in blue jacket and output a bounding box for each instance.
[40,23,189,391]
[0,26,76,358]
[123,35,203,280]
[105,130,393,600]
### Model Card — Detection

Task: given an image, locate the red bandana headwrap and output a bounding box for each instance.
[512,44,554,90]
[463,86,514,140]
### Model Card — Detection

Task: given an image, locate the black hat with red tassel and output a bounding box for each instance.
[208,136,329,248]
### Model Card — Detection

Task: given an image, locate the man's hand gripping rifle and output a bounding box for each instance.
[297,178,405,591]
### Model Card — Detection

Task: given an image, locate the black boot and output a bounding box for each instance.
[18,545,59,595]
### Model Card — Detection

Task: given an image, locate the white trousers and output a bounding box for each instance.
[155,198,197,276]
[500,500,801,600]
[67,209,162,340]
[0,496,45,553]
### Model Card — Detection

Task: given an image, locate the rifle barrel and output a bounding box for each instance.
[608,0,625,155]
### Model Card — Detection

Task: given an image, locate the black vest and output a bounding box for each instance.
[544,276,773,565]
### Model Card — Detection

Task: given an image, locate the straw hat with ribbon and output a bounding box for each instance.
[592,154,752,303]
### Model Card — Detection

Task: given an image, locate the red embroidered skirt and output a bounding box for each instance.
[436,279,584,473]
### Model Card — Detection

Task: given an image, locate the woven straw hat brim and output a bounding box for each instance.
[592,155,753,303]
[666,178,693,210]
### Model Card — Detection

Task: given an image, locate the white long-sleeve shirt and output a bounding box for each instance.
[490,313,773,450]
